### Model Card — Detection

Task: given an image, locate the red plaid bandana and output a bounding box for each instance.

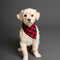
[22,23,37,39]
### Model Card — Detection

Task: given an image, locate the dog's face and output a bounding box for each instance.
[17,8,40,27]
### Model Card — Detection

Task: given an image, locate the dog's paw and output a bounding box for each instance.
[17,48,22,52]
[34,52,42,58]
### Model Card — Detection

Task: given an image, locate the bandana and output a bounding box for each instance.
[22,23,37,39]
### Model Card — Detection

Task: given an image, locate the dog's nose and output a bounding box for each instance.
[28,19,31,22]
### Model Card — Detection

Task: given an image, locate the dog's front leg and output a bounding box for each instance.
[32,40,41,58]
[20,42,28,60]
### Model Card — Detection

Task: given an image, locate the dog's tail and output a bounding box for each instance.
[17,48,22,52]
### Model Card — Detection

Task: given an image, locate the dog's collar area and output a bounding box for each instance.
[22,23,37,39]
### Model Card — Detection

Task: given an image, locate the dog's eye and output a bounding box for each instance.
[31,14,34,17]
[24,14,27,17]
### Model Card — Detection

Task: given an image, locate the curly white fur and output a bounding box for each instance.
[17,8,41,60]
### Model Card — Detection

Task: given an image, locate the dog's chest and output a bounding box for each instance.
[20,25,39,46]
[20,28,36,46]
[23,28,35,46]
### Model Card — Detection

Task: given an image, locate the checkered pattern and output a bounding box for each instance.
[22,23,37,39]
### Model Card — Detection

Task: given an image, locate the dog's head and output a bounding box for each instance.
[17,8,40,27]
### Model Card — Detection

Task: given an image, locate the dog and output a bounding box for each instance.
[17,8,41,60]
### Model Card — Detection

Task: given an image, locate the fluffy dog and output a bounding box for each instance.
[17,8,41,60]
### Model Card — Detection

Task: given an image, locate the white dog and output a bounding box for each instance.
[17,8,41,60]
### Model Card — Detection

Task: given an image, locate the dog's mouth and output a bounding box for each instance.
[26,22,33,27]
[28,21,31,23]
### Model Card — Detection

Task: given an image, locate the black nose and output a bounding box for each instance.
[28,19,31,22]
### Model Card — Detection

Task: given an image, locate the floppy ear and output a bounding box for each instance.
[17,11,23,21]
[35,10,40,21]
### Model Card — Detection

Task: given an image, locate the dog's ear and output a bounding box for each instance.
[17,11,23,21]
[35,10,40,21]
